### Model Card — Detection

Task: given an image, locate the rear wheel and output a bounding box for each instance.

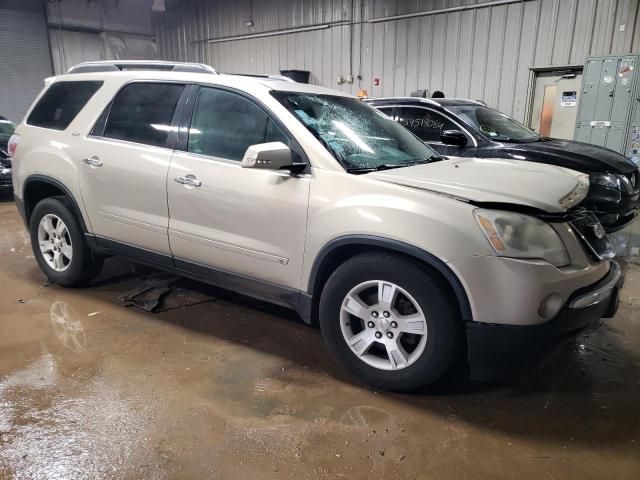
[319,252,460,392]
[29,197,103,287]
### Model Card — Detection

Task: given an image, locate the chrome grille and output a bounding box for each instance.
[569,209,614,260]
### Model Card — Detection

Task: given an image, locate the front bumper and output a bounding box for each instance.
[466,261,623,380]
[587,183,640,233]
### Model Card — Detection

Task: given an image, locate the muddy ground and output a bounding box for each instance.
[1,196,639,479]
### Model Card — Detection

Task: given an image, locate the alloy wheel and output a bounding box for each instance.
[37,214,73,272]
[340,280,428,371]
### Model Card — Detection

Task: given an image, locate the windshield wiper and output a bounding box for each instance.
[346,164,402,173]
[346,158,437,174]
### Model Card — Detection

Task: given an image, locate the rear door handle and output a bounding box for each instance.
[174,174,202,187]
[83,156,103,167]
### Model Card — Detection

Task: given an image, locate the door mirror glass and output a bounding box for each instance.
[241,142,297,170]
[440,130,468,146]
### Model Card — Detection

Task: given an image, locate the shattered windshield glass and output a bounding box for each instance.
[272,92,440,172]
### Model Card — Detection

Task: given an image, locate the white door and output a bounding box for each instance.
[167,86,310,289]
[530,70,583,140]
[78,82,185,254]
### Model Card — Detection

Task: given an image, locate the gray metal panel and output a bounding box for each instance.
[594,58,616,121]
[575,54,640,154]
[0,0,53,123]
[575,124,592,143]
[577,58,604,122]
[605,124,626,152]
[611,56,636,123]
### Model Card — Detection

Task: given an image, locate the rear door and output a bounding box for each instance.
[79,82,186,258]
[167,85,310,289]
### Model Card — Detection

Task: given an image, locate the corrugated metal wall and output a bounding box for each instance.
[153,0,640,122]
[47,0,158,74]
[0,0,53,123]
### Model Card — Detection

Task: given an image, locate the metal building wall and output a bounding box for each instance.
[0,0,53,123]
[153,0,640,122]
[46,0,158,74]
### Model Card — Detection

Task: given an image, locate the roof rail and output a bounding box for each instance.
[366,96,442,107]
[227,73,296,82]
[67,60,217,75]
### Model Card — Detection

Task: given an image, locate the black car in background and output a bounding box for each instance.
[0,118,15,152]
[367,97,640,232]
[0,118,15,192]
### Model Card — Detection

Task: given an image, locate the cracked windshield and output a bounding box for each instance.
[273,92,440,172]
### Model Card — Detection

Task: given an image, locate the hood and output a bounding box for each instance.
[368,157,589,213]
[512,138,637,174]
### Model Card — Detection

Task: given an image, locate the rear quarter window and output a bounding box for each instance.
[27,81,103,130]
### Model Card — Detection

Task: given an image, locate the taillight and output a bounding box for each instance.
[7,134,19,157]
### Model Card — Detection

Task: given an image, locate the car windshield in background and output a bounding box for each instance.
[0,120,15,136]
[446,105,540,143]
[272,92,440,172]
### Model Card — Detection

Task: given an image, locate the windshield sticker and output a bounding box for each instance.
[561,91,577,106]
[480,125,498,137]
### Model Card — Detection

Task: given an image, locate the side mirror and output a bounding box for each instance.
[241,142,305,173]
[440,130,467,146]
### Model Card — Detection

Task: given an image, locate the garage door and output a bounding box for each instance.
[0,0,53,123]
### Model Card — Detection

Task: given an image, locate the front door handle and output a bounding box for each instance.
[174,174,202,187]
[83,156,103,167]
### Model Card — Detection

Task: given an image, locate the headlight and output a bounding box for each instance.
[590,172,621,189]
[474,209,570,267]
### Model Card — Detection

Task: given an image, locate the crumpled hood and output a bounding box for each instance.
[368,157,589,213]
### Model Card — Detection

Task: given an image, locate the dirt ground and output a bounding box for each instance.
[1,196,639,480]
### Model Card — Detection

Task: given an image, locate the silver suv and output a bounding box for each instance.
[10,61,622,391]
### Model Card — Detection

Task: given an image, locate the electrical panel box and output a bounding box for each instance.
[575,54,640,166]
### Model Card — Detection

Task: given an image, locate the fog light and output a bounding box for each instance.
[538,293,564,320]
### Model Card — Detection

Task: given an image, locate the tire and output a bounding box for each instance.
[319,252,460,392]
[29,197,104,287]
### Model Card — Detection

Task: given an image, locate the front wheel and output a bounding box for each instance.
[29,197,104,287]
[319,253,460,392]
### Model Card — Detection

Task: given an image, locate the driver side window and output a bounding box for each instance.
[188,87,289,161]
[396,107,457,143]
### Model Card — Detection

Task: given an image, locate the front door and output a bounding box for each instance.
[79,82,185,256]
[530,70,583,140]
[167,86,310,290]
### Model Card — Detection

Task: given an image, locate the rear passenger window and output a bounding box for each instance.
[188,87,289,161]
[103,83,184,148]
[27,81,103,130]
